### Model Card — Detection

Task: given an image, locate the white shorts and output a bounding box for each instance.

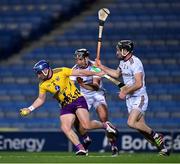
[83,92,107,110]
[126,93,148,114]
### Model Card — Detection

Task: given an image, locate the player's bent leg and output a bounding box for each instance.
[128,109,152,133]
[74,117,92,151]
[60,114,87,155]
[76,108,117,135]
[127,109,143,129]
[138,130,155,145]
[76,108,103,130]
[74,117,87,136]
[96,104,108,122]
[136,116,170,155]
[128,111,157,145]
[60,114,80,145]
[76,106,118,155]
[96,104,118,135]
[128,110,170,156]
[96,104,119,156]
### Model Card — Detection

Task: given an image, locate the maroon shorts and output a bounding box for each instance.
[60,96,88,116]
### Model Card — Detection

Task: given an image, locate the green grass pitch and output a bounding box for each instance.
[0,152,179,163]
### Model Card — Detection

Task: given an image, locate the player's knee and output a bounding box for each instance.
[81,123,91,130]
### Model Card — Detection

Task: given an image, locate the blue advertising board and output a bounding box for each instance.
[0,131,179,152]
[0,132,68,152]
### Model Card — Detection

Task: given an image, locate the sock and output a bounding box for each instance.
[102,122,107,129]
[150,130,166,150]
[82,134,91,143]
[75,143,84,151]
[151,130,159,139]
[110,140,117,148]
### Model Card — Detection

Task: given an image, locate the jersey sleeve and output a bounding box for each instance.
[62,67,73,77]
[39,84,46,94]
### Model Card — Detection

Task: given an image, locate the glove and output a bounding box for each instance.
[20,108,31,116]
[76,77,83,84]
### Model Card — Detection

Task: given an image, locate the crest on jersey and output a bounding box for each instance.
[55,85,60,91]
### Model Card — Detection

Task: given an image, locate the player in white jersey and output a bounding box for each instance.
[71,48,119,156]
[96,40,169,156]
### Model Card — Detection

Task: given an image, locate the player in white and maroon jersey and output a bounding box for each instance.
[71,48,119,156]
[96,40,170,156]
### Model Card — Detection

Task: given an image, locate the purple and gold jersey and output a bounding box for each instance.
[39,67,82,107]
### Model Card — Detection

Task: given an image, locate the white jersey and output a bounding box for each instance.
[118,55,147,97]
[70,61,105,95]
[70,61,107,110]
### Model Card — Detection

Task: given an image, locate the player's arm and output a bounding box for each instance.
[95,59,121,78]
[124,72,143,94]
[20,93,46,116]
[71,69,105,77]
[119,72,143,99]
[77,77,100,91]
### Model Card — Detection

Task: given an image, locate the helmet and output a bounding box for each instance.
[33,60,50,74]
[74,48,90,59]
[117,40,134,53]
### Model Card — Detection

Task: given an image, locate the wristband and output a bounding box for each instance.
[28,106,35,112]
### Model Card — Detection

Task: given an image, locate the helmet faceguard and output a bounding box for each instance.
[74,48,90,59]
[33,60,50,76]
[117,40,134,56]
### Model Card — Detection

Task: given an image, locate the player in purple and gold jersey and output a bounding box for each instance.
[20,60,117,155]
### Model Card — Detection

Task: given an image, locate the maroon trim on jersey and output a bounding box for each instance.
[81,61,92,69]
[124,53,133,62]
[138,95,145,109]
[46,69,53,80]
[129,57,134,65]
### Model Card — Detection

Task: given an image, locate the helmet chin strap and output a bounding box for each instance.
[42,69,49,78]
[121,49,129,57]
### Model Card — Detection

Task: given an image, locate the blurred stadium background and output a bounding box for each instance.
[0,0,180,154]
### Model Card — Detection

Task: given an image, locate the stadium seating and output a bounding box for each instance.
[0,0,88,60]
[0,0,180,131]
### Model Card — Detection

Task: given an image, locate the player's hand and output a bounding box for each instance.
[119,91,126,100]
[76,77,83,84]
[20,108,31,116]
[119,86,128,100]
[96,70,106,77]
[95,58,102,68]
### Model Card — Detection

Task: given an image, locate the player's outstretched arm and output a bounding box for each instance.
[71,69,105,77]
[76,77,99,91]
[95,59,121,78]
[20,93,46,116]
